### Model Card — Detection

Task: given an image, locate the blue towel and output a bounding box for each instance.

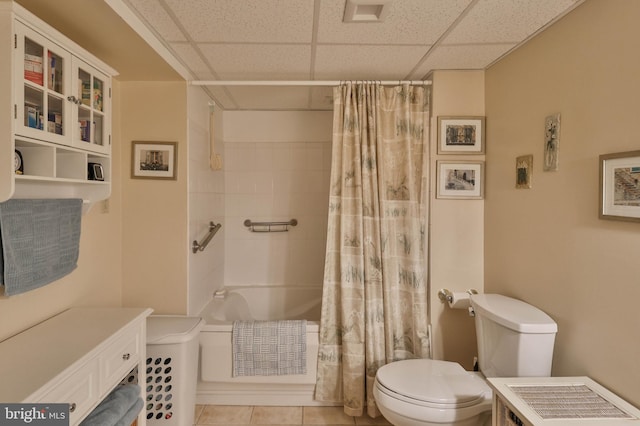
[0,199,82,296]
[114,397,143,426]
[80,384,141,426]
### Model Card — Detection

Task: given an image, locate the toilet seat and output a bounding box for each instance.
[374,359,492,425]
[376,359,490,407]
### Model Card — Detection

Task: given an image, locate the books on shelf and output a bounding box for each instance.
[47,112,63,135]
[79,120,91,142]
[77,78,91,106]
[48,51,63,92]
[93,83,103,111]
[24,102,43,130]
[24,53,43,85]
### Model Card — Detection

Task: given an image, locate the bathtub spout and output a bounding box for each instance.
[213,288,227,299]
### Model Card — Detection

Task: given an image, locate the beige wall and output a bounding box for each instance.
[0,201,124,343]
[0,82,125,342]
[119,81,189,314]
[485,0,640,406]
[429,71,485,370]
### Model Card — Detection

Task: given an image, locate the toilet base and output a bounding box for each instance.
[378,405,491,426]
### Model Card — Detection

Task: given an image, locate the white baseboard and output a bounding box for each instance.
[196,381,340,406]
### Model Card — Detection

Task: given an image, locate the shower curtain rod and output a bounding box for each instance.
[190,80,431,87]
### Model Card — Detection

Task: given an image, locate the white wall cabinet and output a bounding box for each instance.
[0,307,153,426]
[0,1,116,206]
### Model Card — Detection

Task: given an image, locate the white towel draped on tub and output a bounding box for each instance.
[232,320,307,377]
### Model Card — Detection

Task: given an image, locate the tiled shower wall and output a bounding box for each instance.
[223,111,333,287]
[188,87,225,315]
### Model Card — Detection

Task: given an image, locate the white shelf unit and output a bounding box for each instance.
[0,1,117,206]
[13,137,111,202]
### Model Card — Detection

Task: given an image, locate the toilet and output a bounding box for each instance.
[373,294,558,426]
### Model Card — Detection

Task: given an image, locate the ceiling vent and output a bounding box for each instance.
[343,0,392,23]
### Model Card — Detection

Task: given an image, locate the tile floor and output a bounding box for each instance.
[193,405,392,426]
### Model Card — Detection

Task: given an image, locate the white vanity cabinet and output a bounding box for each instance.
[0,1,116,205]
[0,307,153,426]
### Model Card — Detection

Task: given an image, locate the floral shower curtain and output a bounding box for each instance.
[315,82,430,417]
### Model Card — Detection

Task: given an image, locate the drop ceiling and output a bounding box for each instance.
[16,0,585,111]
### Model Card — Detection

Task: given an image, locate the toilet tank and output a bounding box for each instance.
[471,294,557,378]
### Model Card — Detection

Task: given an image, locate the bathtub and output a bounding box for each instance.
[196,286,332,406]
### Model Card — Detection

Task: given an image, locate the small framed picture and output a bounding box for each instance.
[436,160,484,199]
[437,116,485,154]
[599,150,640,222]
[131,141,177,180]
[544,113,561,171]
[516,155,533,189]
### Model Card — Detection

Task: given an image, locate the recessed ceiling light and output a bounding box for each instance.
[343,0,392,23]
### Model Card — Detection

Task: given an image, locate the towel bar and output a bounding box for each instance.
[243,218,297,232]
[192,221,222,253]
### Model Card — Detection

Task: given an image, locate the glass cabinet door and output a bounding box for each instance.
[15,22,71,146]
[73,59,110,154]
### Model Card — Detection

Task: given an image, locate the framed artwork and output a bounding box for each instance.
[436,160,484,199]
[131,141,177,180]
[437,116,485,154]
[516,155,533,189]
[599,150,640,222]
[544,113,561,171]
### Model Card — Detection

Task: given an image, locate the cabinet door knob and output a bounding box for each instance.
[122,353,131,361]
[67,95,79,104]
[69,402,76,412]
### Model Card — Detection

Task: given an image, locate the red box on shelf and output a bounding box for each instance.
[24,53,43,85]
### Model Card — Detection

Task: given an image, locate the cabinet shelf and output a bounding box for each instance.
[15,175,109,185]
[13,177,110,206]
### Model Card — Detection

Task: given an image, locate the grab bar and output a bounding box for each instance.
[192,221,222,253]
[243,218,297,233]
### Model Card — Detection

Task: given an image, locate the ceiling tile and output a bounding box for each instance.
[198,44,311,80]
[125,0,187,42]
[317,0,472,45]
[170,43,211,77]
[314,44,431,80]
[411,44,516,78]
[443,0,581,44]
[90,0,587,109]
[164,0,315,43]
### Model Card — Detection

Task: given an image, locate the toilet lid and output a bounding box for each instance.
[375,359,489,407]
